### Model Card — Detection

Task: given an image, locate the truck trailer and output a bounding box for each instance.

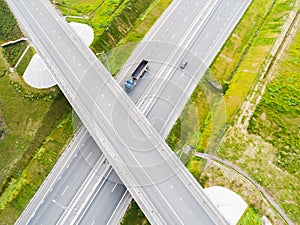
[125,59,149,92]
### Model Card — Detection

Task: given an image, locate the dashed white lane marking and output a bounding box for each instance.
[111,183,118,192]
[61,185,69,196]
[86,152,92,161]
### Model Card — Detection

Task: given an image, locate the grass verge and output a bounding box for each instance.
[0,0,23,44]
[2,41,28,67]
[16,47,36,76]
[120,201,150,225]
[0,111,73,225]
[0,46,72,224]
[238,207,262,225]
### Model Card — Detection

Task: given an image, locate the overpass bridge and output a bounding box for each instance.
[8,0,253,224]
[6,0,230,224]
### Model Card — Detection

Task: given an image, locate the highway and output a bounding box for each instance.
[7,0,231,224]
[11,0,252,224]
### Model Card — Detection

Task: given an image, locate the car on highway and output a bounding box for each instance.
[179,60,188,69]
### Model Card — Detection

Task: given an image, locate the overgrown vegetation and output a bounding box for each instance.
[0,0,23,44]
[0,112,73,224]
[215,6,300,225]
[167,0,296,151]
[16,46,36,76]
[54,0,130,36]
[165,0,298,223]
[91,0,154,53]
[2,41,28,67]
[238,207,262,225]
[98,0,172,75]
[0,0,26,69]
[54,0,156,53]
[248,28,300,177]
[120,201,150,225]
[242,23,300,223]
[0,46,72,224]
[223,0,296,122]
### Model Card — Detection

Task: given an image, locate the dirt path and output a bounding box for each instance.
[234,2,300,135]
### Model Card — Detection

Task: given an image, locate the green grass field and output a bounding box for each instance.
[2,41,28,67]
[54,0,130,36]
[0,111,73,225]
[166,0,298,223]
[0,46,73,224]
[167,0,296,151]
[16,46,36,76]
[245,25,300,223]
[0,0,23,44]
[53,0,157,53]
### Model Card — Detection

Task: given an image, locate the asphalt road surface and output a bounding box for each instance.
[12,0,252,224]
[7,0,233,224]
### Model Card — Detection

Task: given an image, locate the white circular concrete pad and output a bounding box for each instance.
[23,22,94,89]
[203,186,247,225]
[69,22,94,46]
[23,54,57,89]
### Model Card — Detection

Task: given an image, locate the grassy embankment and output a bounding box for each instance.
[118,0,288,223]
[242,24,299,223]
[16,46,36,76]
[186,0,298,224]
[0,50,73,224]
[209,1,299,224]
[164,0,297,224]
[0,0,73,223]
[167,0,296,152]
[55,0,170,75]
